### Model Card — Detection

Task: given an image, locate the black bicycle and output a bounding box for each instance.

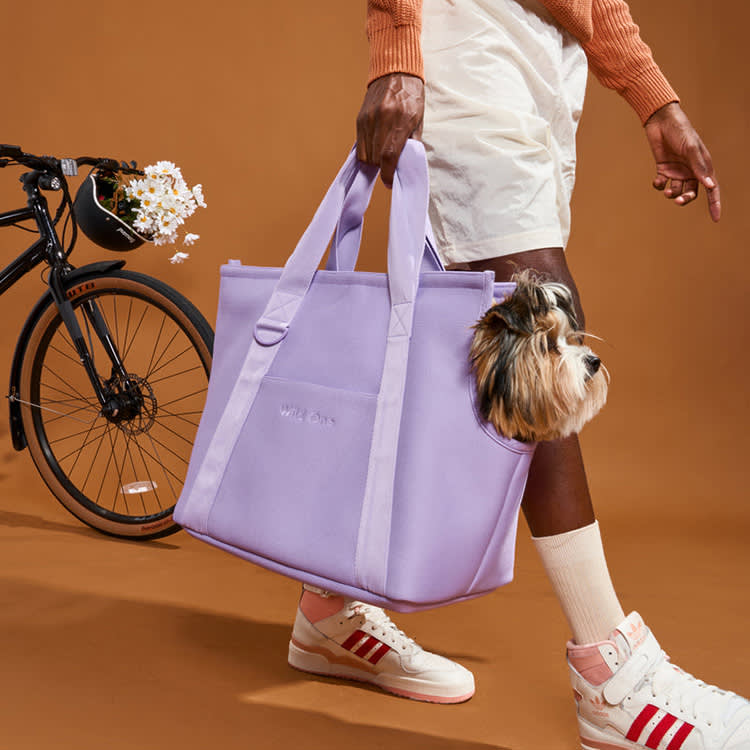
[0,144,213,540]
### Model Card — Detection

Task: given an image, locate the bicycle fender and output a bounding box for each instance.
[8,259,126,451]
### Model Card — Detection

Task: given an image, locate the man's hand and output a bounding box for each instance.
[644,102,721,222]
[356,73,425,187]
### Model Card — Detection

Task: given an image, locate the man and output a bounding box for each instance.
[288,2,749,748]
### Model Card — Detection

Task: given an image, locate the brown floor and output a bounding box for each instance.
[1,433,749,750]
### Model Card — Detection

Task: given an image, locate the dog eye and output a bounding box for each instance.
[566,333,585,346]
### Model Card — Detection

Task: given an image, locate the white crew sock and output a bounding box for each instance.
[532,520,625,645]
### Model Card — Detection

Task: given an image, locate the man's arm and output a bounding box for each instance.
[584,0,677,123]
[356,74,424,188]
[643,102,720,221]
[356,0,425,187]
[357,0,720,218]
[366,0,423,85]
[584,0,720,220]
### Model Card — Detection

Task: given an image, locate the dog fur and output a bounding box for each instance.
[470,270,608,442]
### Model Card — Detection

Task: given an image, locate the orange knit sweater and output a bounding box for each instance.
[367,0,678,123]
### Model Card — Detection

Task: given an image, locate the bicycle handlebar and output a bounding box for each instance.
[0,144,142,175]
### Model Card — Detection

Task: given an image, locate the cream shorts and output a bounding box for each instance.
[422,0,588,263]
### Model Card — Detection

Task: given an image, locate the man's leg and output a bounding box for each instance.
[285,248,599,704]
[468,247,624,645]
[468,248,750,750]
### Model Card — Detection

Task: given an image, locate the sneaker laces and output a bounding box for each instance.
[348,602,418,654]
[642,652,742,728]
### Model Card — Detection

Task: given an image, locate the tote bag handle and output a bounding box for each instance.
[326,153,444,274]
[252,141,430,344]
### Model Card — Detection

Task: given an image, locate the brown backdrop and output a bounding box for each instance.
[1,2,748,749]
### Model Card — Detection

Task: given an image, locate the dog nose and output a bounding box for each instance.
[585,355,601,375]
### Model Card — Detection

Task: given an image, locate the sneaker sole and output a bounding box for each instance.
[578,717,644,750]
[580,740,633,750]
[288,641,475,704]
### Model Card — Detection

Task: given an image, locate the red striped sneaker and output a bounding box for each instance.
[568,612,750,750]
[288,587,475,703]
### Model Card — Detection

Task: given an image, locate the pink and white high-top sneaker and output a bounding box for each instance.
[568,612,750,750]
[288,586,475,703]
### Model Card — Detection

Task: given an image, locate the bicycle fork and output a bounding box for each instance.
[47,266,134,418]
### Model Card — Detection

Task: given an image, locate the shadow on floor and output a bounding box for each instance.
[0,508,180,548]
[0,578,512,750]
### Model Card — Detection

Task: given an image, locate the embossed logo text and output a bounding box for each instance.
[280,404,336,427]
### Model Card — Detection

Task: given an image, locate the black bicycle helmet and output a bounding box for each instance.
[73,172,149,252]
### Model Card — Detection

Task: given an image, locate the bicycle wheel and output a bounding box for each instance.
[18,269,213,540]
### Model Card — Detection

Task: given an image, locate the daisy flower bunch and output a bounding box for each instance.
[119,161,206,262]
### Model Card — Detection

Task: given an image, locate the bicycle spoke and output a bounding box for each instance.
[41,364,97,408]
[40,394,98,408]
[39,400,100,424]
[61,418,107,477]
[158,387,208,410]
[42,403,101,428]
[145,431,179,502]
[159,408,204,417]
[97,293,130,367]
[103,424,129,513]
[47,341,83,367]
[129,435,168,510]
[148,416,196,446]
[145,328,181,378]
[94,424,119,506]
[39,384,99,414]
[145,314,168,379]
[154,406,201,429]
[139,429,190,466]
[54,421,109,464]
[148,358,204,385]
[121,434,145,515]
[54,324,79,358]
[48,421,107,446]
[79,420,111,495]
[122,433,157,515]
[128,437,186,485]
[121,303,150,363]
[120,296,134,361]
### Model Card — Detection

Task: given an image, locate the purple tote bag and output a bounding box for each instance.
[174,141,535,612]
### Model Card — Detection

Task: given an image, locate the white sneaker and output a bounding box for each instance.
[288,587,475,703]
[568,612,750,750]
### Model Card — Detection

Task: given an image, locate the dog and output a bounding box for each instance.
[470,270,608,442]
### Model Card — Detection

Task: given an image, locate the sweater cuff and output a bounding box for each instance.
[620,66,679,124]
[368,23,424,84]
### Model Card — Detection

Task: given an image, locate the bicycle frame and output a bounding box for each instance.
[0,207,50,294]
[2,172,135,418]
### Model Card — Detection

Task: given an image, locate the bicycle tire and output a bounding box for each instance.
[18,269,213,540]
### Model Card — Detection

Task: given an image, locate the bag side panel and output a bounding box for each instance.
[386,277,534,604]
